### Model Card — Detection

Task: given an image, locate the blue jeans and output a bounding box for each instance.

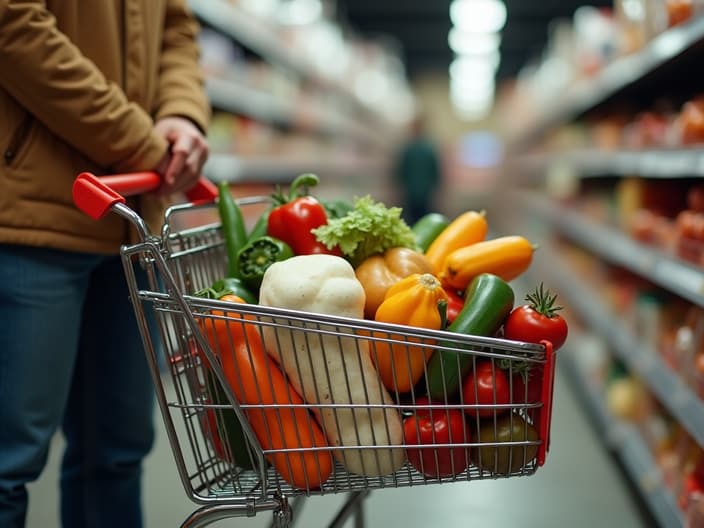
[0,245,155,528]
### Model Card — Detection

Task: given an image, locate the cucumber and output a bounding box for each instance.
[411,212,450,252]
[425,273,514,400]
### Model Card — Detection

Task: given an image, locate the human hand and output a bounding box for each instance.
[153,116,209,195]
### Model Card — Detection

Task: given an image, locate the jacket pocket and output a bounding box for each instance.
[4,113,34,167]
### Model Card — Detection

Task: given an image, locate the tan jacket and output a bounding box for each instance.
[0,0,210,254]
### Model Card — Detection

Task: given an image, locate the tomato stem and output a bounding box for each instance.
[525,282,563,318]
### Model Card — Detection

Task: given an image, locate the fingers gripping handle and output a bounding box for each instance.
[72,172,218,220]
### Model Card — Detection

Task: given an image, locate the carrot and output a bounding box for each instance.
[205,296,334,490]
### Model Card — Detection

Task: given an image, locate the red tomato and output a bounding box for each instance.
[445,288,465,325]
[512,370,544,421]
[403,397,471,478]
[512,370,543,404]
[461,361,511,418]
[503,284,568,350]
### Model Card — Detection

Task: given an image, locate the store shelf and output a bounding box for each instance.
[514,147,704,179]
[508,16,704,150]
[509,190,704,308]
[189,0,396,130]
[191,0,321,84]
[203,152,389,184]
[206,76,387,148]
[560,346,685,528]
[532,243,704,449]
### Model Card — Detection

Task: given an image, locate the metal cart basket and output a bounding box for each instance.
[72,172,557,528]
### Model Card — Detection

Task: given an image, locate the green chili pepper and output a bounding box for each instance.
[218,181,247,278]
[194,277,257,304]
[247,209,270,242]
[236,235,293,289]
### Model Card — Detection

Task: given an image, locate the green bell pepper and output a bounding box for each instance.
[236,235,293,290]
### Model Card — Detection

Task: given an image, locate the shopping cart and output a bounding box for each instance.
[72,172,557,528]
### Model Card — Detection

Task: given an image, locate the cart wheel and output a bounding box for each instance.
[271,495,293,528]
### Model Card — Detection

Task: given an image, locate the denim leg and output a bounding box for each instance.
[0,245,95,528]
[60,256,155,528]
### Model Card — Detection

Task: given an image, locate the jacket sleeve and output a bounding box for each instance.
[154,0,211,133]
[0,0,167,171]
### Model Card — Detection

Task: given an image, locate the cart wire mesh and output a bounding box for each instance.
[118,197,556,512]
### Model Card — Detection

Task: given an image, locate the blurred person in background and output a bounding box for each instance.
[0,2,210,527]
[394,113,442,224]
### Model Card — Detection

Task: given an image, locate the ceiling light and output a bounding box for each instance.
[450,0,507,33]
[448,29,501,55]
[449,54,500,80]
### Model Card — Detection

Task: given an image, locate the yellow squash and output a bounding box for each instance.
[372,273,448,393]
[439,235,534,291]
[424,210,488,274]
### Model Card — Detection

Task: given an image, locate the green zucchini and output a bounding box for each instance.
[206,372,255,470]
[411,212,450,252]
[425,273,514,400]
[218,181,247,278]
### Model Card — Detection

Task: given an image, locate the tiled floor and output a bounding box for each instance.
[25,362,648,528]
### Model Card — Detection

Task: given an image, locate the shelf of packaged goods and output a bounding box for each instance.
[203,152,390,184]
[560,345,685,528]
[206,76,387,149]
[508,190,704,309]
[531,242,704,450]
[514,147,704,179]
[189,0,397,132]
[507,16,704,151]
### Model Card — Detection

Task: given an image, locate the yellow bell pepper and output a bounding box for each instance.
[372,273,448,393]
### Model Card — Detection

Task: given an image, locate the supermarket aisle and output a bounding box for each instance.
[26,360,649,528]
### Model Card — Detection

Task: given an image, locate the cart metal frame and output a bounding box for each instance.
[72,173,557,528]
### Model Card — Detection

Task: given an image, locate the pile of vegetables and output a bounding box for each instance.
[197,175,568,489]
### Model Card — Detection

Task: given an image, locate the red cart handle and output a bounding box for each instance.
[73,171,218,220]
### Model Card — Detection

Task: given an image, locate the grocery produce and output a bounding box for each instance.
[426,273,515,400]
[355,246,433,319]
[411,212,450,252]
[372,273,449,393]
[439,235,534,291]
[474,413,539,475]
[424,210,488,274]
[444,288,465,326]
[218,181,248,278]
[461,360,511,418]
[202,295,333,489]
[194,277,257,304]
[203,370,254,469]
[403,397,472,478]
[312,195,417,266]
[503,283,568,350]
[247,208,270,242]
[267,173,341,256]
[258,254,406,476]
[235,235,293,290]
[511,369,543,421]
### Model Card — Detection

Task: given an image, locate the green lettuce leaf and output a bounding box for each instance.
[312,195,416,266]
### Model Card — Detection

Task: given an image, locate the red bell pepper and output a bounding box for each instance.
[267,173,341,256]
